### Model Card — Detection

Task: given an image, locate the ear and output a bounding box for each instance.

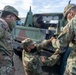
[70,10,75,17]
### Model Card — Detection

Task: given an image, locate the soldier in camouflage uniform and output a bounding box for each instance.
[50,4,76,75]
[0,5,20,75]
[22,38,60,75]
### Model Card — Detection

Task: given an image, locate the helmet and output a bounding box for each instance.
[63,4,76,18]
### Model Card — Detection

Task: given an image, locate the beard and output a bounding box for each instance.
[30,47,37,53]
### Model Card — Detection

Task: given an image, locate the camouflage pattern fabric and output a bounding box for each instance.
[43,54,60,66]
[22,50,43,75]
[0,46,15,75]
[52,15,76,75]
[0,18,14,75]
[23,51,60,75]
[0,18,13,50]
[64,15,76,75]
[4,5,20,20]
[22,39,60,75]
[64,51,76,75]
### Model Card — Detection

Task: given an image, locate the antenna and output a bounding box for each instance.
[68,0,71,4]
[30,6,31,11]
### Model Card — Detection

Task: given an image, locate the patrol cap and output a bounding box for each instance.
[4,5,20,20]
[63,4,76,18]
[22,38,35,48]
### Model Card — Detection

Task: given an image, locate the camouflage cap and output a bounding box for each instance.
[63,4,76,18]
[22,38,35,48]
[4,5,20,20]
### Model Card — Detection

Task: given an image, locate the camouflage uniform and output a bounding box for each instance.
[22,38,59,75]
[64,15,76,75]
[51,4,76,75]
[0,6,20,75]
[0,18,14,75]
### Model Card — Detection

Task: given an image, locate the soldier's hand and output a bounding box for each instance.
[53,49,61,55]
[50,37,55,43]
[41,56,45,63]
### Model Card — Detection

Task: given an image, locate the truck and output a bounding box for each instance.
[13,7,64,42]
[13,7,70,75]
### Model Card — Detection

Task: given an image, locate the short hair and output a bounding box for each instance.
[1,11,13,18]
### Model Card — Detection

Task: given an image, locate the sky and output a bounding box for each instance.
[0,0,76,17]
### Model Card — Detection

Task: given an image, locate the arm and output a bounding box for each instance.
[52,17,76,49]
[65,19,75,44]
[51,22,71,53]
[40,53,60,66]
[41,23,70,66]
[36,38,53,51]
[46,18,75,66]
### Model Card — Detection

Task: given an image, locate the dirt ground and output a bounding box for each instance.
[13,53,25,75]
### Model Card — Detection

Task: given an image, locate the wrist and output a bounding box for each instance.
[50,37,55,43]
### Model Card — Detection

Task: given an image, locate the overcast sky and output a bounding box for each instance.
[0,0,76,17]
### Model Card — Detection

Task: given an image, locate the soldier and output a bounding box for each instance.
[22,38,60,75]
[0,5,20,75]
[50,4,76,75]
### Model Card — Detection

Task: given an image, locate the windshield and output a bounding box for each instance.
[43,16,59,24]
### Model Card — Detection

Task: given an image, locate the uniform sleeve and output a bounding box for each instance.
[36,40,51,51]
[51,17,76,53]
[66,18,75,43]
[39,18,76,67]
[40,53,60,66]
[51,23,70,49]
[52,39,60,49]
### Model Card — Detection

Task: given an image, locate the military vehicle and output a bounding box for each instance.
[13,7,70,75]
[13,7,64,42]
